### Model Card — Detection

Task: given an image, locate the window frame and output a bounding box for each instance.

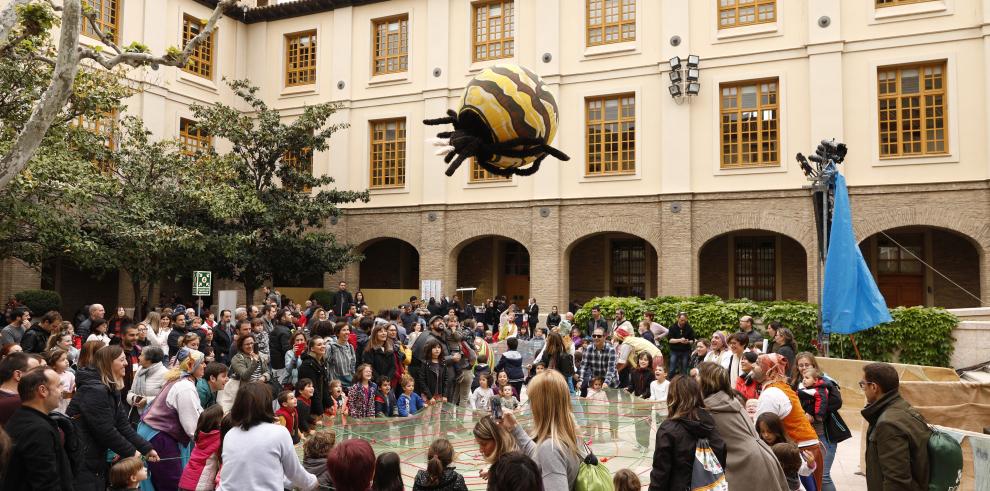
[584,93,636,177]
[875,0,935,7]
[876,60,948,159]
[731,235,779,301]
[586,0,636,47]
[181,14,215,80]
[717,0,777,30]
[472,1,514,63]
[718,77,781,169]
[469,158,512,183]
[178,117,212,157]
[284,30,318,88]
[368,118,407,190]
[81,0,122,45]
[610,239,647,299]
[74,110,117,173]
[281,147,314,193]
[371,14,409,76]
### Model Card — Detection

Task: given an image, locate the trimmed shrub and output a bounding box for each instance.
[14,289,62,316]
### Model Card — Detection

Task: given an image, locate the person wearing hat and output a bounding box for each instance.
[137,347,206,491]
[613,325,663,376]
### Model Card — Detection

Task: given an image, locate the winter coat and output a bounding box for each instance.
[19,325,50,353]
[704,391,789,491]
[2,406,74,491]
[628,367,653,399]
[862,390,931,491]
[364,345,397,383]
[412,467,469,491]
[229,351,270,383]
[303,456,335,490]
[648,409,726,491]
[178,429,221,491]
[66,367,153,491]
[417,361,452,401]
[297,353,332,416]
[494,350,525,382]
[326,337,356,386]
[212,325,233,365]
[269,323,292,370]
[375,389,397,417]
[347,382,378,418]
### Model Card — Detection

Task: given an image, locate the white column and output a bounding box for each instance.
[421,0,451,204]
[659,0,690,194]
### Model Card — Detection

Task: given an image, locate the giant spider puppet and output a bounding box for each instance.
[425,64,569,177]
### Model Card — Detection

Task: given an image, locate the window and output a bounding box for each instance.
[720,79,779,168]
[470,159,510,182]
[181,14,214,79]
[285,31,317,87]
[369,119,406,189]
[718,0,776,29]
[179,118,211,156]
[586,0,635,46]
[877,235,923,274]
[75,111,117,173]
[282,148,313,193]
[81,0,121,44]
[373,15,408,75]
[585,94,635,175]
[611,240,646,298]
[473,1,514,62]
[734,236,775,301]
[876,0,935,6]
[503,242,530,275]
[878,62,947,158]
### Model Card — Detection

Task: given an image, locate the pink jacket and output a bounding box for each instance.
[178,429,221,491]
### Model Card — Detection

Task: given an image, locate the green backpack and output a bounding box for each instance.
[575,450,614,491]
[911,412,963,491]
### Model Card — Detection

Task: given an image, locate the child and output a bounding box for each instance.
[627,352,653,399]
[798,368,829,437]
[108,456,147,491]
[375,376,397,417]
[413,439,468,491]
[757,413,816,490]
[498,383,519,410]
[418,339,451,403]
[328,379,349,419]
[178,405,224,491]
[397,374,426,417]
[493,337,525,397]
[613,468,641,491]
[469,373,496,412]
[649,366,670,402]
[773,442,816,491]
[586,376,608,404]
[302,430,337,490]
[296,378,315,435]
[586,375,609,437]
[275,390,300,444]
[44,349,74,414]
[373,451,405,491]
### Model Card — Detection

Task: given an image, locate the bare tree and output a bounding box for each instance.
[0,0,241,190]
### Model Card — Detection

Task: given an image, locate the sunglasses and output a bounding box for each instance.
[592,334,603,338]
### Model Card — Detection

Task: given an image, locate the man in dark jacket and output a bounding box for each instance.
[861,362,931,491]
[331,281,353,317]
[270,313,293,381]
[3,367,73,491]
[212,310,234,365]
[166,311,188,356]
[20,310,61,353]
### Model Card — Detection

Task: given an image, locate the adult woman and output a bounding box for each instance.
[107,306,132,338]
[326,322,356,387]
[753,353,823,491]
[703,331,732,369]
[283,331,308,387]
[135,323,151,348]
[67,346,159,490]
[502,370,583,490]
[170,332,201,366]
[689,339,710,369]
[386,324,408,388]
[498,305,519,340]
[219,334,270,412]
[298,336,333,417]
[363,325,396,383]
[137,348,205,490]
[773,328,798,379]
[539,332,575,391]
[306,309,326,335]
[407,319,425,347]
[326,439,375,491]
[218,382,318,491]
[794,352,850,491]
[697,363,788,491]
[353,291,367,311]
[473,415,518,480]
[144,312,171,357]
[648,375,726,491]
[126,346,167,423]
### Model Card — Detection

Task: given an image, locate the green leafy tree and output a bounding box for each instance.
[190,79,369,303]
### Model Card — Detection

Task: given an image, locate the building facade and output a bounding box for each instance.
[2,0,988,314]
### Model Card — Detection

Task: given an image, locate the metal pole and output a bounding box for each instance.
[820,175,830,358]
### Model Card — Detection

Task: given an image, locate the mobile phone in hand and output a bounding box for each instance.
[490,397,503,421]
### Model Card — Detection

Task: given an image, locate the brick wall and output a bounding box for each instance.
[568,235,608,303]
[456,237,496,301]
[698,235,730,298]
[0,258,41,306]
[931,230,981,308]
[780,236,809,301]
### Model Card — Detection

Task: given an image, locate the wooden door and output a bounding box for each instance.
[878,275,924,307]
[876,234,924,307]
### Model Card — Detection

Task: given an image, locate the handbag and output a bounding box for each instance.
[574,449,613,491]
[690,438,728,491]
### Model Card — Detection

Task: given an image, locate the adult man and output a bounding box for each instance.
[196,362,229,409]
[166,311,188,356]
[610,309,633,338]
[667,312,696,376]
[577,327,618,395]
[525,297,539,329]
[229,320,252,357]
[861,362,931,491]
[77,303,105,341]
[213,309,234,365]
[586,306,608,336]
[270,310,292,382]
[0,307,29,346]
[613,326,663,374]
[120,324,142,397]
[400,304,418,335]
[3,367,72,491]
[20,310,61,353]
[726,332,748,382]
[737,315,764,349]
[0,352,42,426]
[332,281,353,317]
[264,286,280,308]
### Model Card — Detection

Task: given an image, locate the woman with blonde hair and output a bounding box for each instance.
[473,415,518,480]
[501,370,583,490]
[143,311,171,356]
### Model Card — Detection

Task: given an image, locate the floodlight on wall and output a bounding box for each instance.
[667,54,700,103]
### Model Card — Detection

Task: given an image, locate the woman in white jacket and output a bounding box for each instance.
[127,346,167,423]
[143,311,172,357]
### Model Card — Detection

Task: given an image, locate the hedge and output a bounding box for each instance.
[573,296,957,368]
[14,289,62,316]
[309,290,334,310]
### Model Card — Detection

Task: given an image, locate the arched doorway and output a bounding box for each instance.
[859,226,981,308]
[698,230,808,301]
[455,236,529,307]
[41,257,120,320]
[357,238,420,309]
[566,233,658,304]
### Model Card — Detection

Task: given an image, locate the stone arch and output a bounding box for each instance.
[448,234,531,307]
[853,208,989,250]
[447,227,532,262]
[340,237,420,300]
[561,229,661,305]
[560,218,662,255]
[694,215,815,254]
[696,227,813,302]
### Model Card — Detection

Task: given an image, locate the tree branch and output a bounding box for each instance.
[80,5,122,55]
[0,0,33,50]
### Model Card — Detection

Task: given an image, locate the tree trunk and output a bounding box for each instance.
[131,278,143,320]
[244,284,256,308]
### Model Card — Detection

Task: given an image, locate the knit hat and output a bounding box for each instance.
[613,325,631,341]
[428,315,443,328]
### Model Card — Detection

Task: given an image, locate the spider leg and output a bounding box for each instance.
[512,156,544,176]
[478,159,518,177]
[436,131,454,138]
[445,153,471,176]
[541,144,571,161]
[424,116,456,126]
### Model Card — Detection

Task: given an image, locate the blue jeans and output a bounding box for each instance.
[669,350,690,377]
[821,437,837,491]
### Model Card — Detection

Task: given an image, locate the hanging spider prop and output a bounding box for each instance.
[424,64,569,177]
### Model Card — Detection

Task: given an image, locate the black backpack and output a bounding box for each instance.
[49,411,85,478]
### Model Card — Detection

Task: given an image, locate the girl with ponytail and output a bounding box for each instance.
[412,438,468,491]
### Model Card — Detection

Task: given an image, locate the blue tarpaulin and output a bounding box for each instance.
[822,173,892,335]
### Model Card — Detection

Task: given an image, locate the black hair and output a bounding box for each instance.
[863,362,900,393]
[486,451,544,491]
[372,451,404,491]
[194,404,225,442]
[204,362,228,381]
[230,382,275,431]
[0,353,31,383]
[17,367,52,401]
[506,337,519,350]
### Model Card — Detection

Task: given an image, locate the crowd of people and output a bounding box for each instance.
[0,284,936,491]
